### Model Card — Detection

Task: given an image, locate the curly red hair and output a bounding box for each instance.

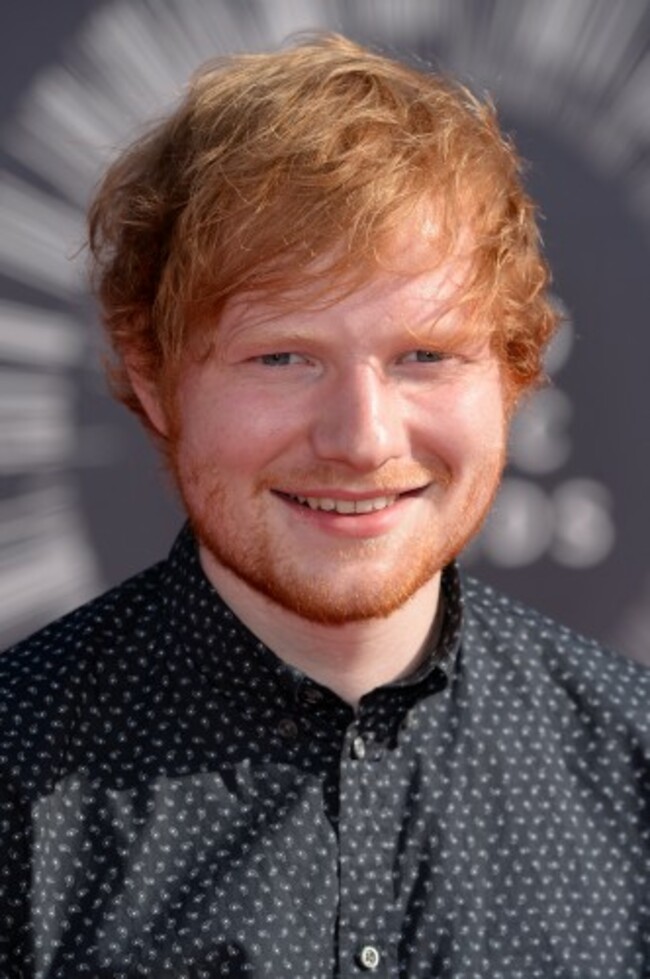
[88,32,557,433]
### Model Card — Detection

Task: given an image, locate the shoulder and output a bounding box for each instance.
[460,573,650,741]
[0,559,168,790]
[1,557,167,677]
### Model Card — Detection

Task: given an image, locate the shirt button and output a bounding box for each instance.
[351,735,366,760]
[357,945,381,971]
[277,718,298,740]
[301,686,323,705]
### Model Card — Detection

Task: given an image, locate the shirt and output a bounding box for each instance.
[1,524,649,979]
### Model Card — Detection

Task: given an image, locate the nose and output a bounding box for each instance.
[310,364,409,471]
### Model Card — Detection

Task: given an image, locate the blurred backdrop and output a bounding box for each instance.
[1,0,649,664]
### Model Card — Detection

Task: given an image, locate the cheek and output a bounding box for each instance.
[176,384,304,473]
[418,386,506,467]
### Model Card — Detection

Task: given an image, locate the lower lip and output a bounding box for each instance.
[275,492,421,538]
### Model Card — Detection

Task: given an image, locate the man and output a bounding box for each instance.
[1,32,649,979]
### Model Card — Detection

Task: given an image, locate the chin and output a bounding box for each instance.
[202,540,448,625]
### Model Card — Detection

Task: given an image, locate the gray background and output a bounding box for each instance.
[1,0,649,664]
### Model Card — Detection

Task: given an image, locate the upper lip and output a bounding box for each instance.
[275,486,428,500]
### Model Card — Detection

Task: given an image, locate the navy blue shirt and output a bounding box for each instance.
[1,525,649,978]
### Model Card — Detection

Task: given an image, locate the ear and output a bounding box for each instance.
[125,359,170,437]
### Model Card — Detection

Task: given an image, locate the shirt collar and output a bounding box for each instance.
[161,523,463,709]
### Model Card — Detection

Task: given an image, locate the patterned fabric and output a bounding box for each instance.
[1,524,649,978]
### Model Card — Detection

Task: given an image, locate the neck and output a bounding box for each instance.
[199,546,442,707]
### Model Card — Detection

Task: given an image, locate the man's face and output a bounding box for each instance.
[157,232,509,625]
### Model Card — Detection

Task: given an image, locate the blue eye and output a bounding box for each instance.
[258,353,298,366]
[404,350,445,363]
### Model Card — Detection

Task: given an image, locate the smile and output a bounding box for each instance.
[288,494,398,514]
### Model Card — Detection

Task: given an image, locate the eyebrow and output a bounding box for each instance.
[225,320,321,346]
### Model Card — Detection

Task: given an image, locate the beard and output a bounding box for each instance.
[171,451,505,626]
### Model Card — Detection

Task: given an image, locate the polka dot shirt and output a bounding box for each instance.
[1,525,649,978]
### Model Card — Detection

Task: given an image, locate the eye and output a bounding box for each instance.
[401,349,446,364]
[256,352,303,367]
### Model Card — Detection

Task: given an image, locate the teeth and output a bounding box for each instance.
[293,495,397,514]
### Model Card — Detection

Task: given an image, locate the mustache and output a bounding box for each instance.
[257,461,452,493]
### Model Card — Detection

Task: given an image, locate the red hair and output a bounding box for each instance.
[88,32,557,433]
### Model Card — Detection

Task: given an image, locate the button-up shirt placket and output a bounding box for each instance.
[336,711,397,978]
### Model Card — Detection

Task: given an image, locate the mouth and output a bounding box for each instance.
[276,487,426,515]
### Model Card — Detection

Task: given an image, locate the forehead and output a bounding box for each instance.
[217,214,478,339]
